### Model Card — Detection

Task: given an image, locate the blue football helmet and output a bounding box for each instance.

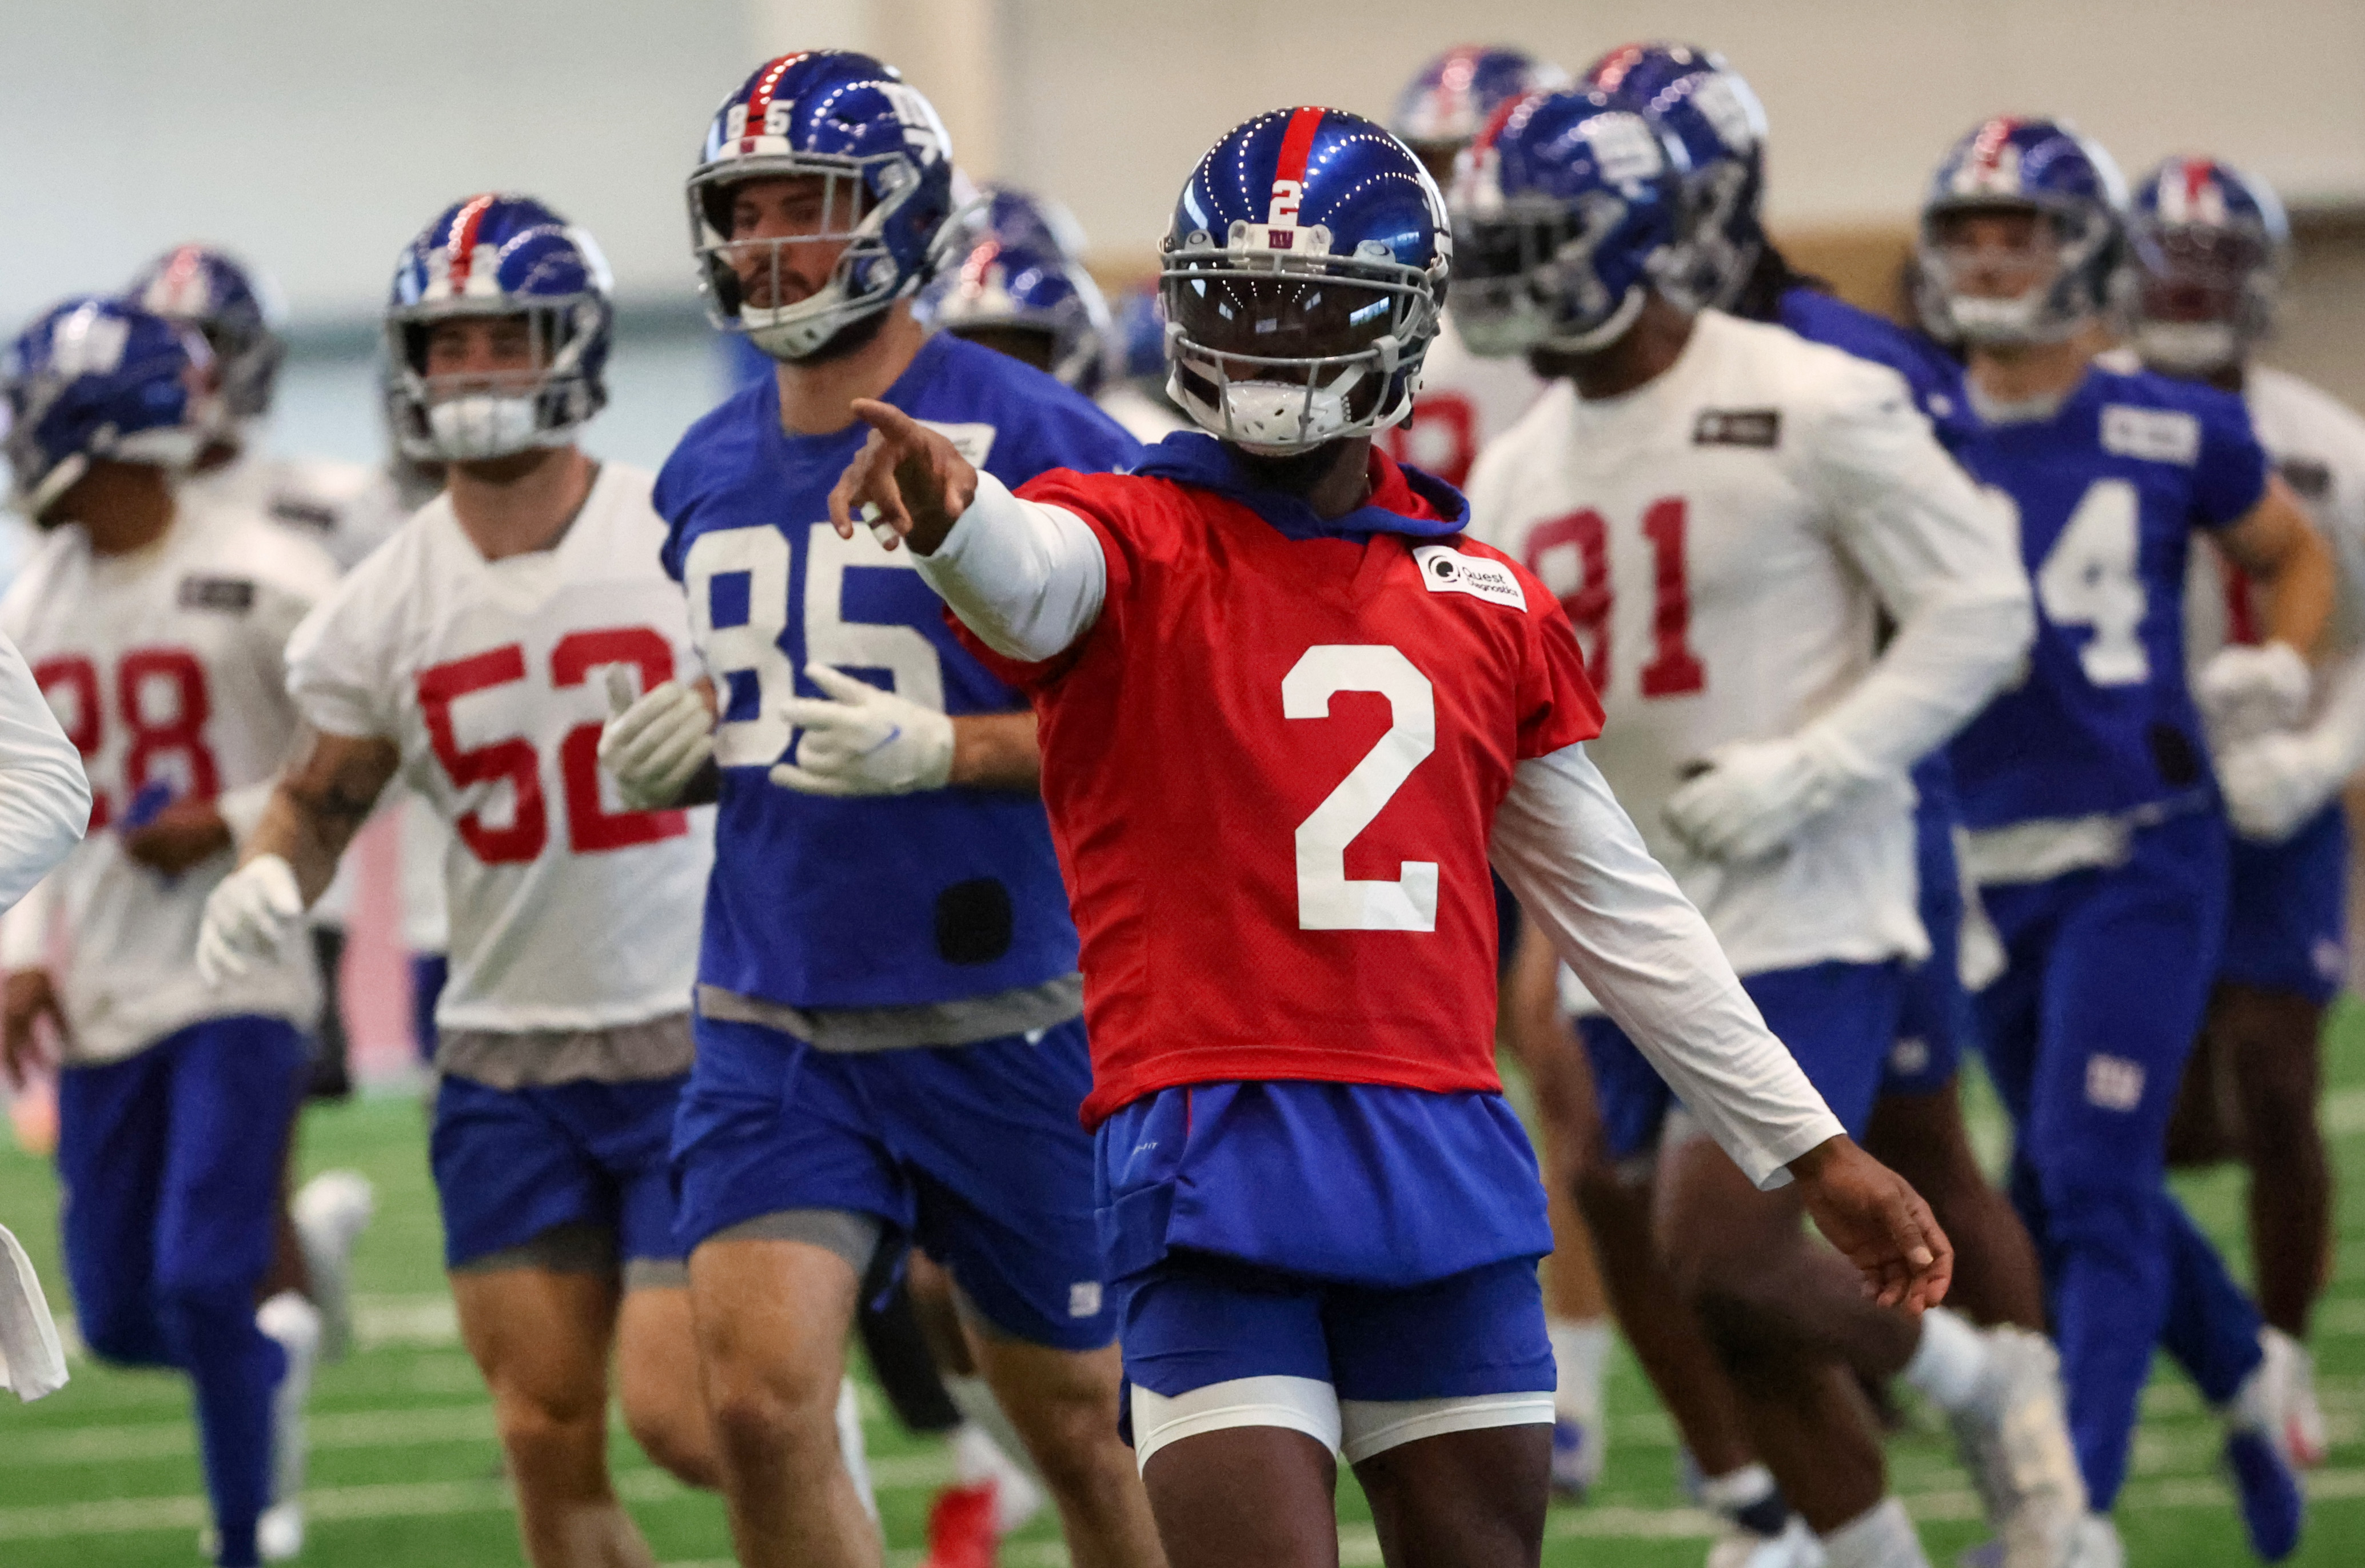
[955,183,1088,260]
[1391,46,1572,165]
[123,245,286,425]
[2129,156,2288,376]
[1584,42,1768,312]
[1161,107,1451,453]
[2,297,214,518]
[931,238,1112,394]
[689,50,956,362]
[1916,117,2128,346]
[384,193,613,462]
[1448,87,1690,357]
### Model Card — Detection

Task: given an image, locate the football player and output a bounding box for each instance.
[197,195,739,1568]
[128,247,408,1103]
[597,52,1157,1568]
[1584,39,2052,1343]
[1457,90,2076,1568]
[1391,42,1620,1498]
[0,298,339,1568]
[829,103,1952,1568]
[1381,45,1568,489]
[2132,155,2362,1470]
[1917,118,2335,1566]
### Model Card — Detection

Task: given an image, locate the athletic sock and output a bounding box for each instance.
[1900,1305,1988,1413]
[1819,1495,1932,1568]
[835,1377,878,1522]
[1546,1316,1611,1423]
[1698,1462,1792,1539]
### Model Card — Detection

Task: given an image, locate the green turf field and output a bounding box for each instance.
[3,1023,2363,1568]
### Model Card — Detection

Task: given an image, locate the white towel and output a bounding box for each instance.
[0,1220,67,1399]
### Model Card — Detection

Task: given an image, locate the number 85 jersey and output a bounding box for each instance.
[285,464,713,1033]
[1946,365,2270,830]
[656,336,1140,1011]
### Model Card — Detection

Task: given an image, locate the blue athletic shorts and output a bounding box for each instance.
[431,1072,686,1270]
[1887,798,1970,1095]
[1580,960,1902,1163]
[672,1013,1113,1351]
[1116,1248,1553,1407]
[2219,801,2347,1004]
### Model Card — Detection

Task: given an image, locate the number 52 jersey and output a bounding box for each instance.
[285,464,713,1034]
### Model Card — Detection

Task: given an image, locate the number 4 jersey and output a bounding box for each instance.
[1,494,337,1063]
[1948,364,2270,831]
[285,464,713,1036]
[1465,309,2014,982]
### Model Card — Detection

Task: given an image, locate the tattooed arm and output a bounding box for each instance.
[245,728,404,903]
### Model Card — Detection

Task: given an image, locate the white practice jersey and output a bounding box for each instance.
[1469,309,2017,987]
[1379,308,1548,489]
[0,498,335,1063]
[2186,364,2365,672]
[183,449,408,574]
[285,463,712,1034]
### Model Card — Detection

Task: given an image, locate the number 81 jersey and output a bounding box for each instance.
[285,464,713,1033]
[1946,364,2271,829]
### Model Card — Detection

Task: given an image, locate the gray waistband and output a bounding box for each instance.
[696,973,1084,1052]
[437,1011,695,1089]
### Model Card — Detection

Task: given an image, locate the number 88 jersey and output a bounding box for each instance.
[1946,364,2270,830]
[285,464,713,1034]
[1,494,338,1063]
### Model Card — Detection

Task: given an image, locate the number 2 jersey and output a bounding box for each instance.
[1465,309,2014,982]
[0,496,336,1063]
[955,437,1604,1126]
[1947,365,2270,832]
[657,333,1139,1013]
[284,463,713,1051]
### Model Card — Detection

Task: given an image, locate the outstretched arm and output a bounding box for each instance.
[0,633,87,911]
[1493,742,1953,1312]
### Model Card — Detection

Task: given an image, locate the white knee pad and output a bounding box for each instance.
[1129,1377,1553,1471]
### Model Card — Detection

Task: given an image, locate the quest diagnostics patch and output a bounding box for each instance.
[1412,545,1526,611]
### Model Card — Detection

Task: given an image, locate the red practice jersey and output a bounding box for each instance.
[962,450,1602,1124]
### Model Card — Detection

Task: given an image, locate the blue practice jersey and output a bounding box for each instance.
[1776,285,1974,453]
[1947,366,2270,828]
[657,333,1142,1008]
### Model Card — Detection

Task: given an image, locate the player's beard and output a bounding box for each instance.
[1225,437,1361,498]
[781,305,894,367]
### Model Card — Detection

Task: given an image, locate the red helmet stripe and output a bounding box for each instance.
[2183,157,2215,208]
[1592,43,1649,93]
[1969,116,2020,182]
[442,194,498,297]
[742,51,807,154]
[1275,107,1326,188]
[157,245,206,315]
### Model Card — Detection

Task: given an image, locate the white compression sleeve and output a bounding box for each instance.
[1803,372,2035,776]
[912,470,1108,663]
[1490,743,1845,1188]
[0,633,89,913]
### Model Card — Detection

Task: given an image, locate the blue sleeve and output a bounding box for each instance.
[653,448,693,583]
[2192,390,2272,530]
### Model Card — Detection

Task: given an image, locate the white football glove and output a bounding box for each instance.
[770,664,955,797]
[196,854,305,986]
[2217,728,2346,844]
[2195,641,2311,748]
[598,669,715,809]
[1663,729,1873,864]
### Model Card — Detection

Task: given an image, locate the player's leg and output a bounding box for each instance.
[672,1016,892,1568]
[1331,1259,1558,1568]
[1863,1082,2045,1331]
[431,1072,668,1563]
[451,1261,652,1567]
[153,1019,311,1568]
[1567,1015,1808,1556]
[891,1024,1160,1568]
[53,1050,174,1367]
